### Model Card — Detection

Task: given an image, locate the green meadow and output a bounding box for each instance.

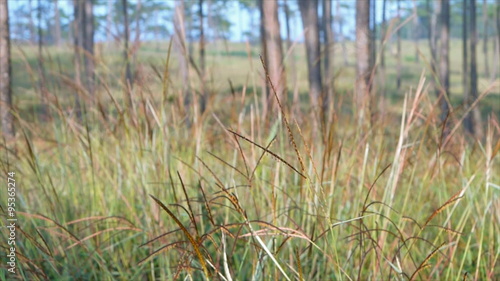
[1,38,499,280]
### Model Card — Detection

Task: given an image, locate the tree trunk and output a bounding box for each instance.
[37,0,42,55]
[173,1,189,109]
[439,0,450,121]
[337,1,348,66]
[465,0,483,138]
[428,0,439,69]
[462,0,468,107]
[73,0,93,98]
[427,0,441,106]
[412,0,419,63]
[135,0,141,43]
[0,0,14,138]
[397,0,402,90]
[381,0,386,68]
[483,0,489,78]
[122,0,132,88]
[54,0,61,46]
[370,0,376,71]
[284,0,296,81]
[355,0,370,123]
[37,0,48,113]
[73,0,82,118]
[258,0,269,111]
[299,0,323,113]
[199,0,207,113]
[323,0,334,102]
[106,0,113,43]
[83,0,94,97]
[494,0,500,81]
[263,0,286,109]
[28,0,35,44]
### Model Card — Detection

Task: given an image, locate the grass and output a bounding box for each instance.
[0,38,499,280]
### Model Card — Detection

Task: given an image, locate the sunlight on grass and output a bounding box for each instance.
[1,41,499,280]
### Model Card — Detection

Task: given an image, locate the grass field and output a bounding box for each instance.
[1,39,499,280]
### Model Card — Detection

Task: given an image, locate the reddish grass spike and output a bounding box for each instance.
[423,191,463,228]
[196,156,246,217]
[259,55,306,176]
[149,195,210,279]
[409,243,445,281]
[295,247,304,281]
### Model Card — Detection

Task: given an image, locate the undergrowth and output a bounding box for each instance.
[0,43,499,281]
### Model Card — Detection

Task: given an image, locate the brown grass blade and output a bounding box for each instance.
[149,194,210,279]
[227,129,306,179]
[177,171,200,239]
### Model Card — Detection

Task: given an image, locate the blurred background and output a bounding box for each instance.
[0,1,499,280]
[2,0,499,136]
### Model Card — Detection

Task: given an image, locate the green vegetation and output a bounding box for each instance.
[1,40,499,280]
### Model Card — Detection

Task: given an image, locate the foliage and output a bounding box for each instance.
[1,39,498,280]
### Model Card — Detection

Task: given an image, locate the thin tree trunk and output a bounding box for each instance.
[380,0,387,98]
[284,0,298,115]
[439,0,450,122]
[73,0,82,118]
[412,0,419,63]
[323,0,334,102]
[187,10,193,60]
[299,0,323,113]
[462,0,468,107]
[199,0,206,113]
[122,0,132,87]
[199,0,205,75]
[37,0,42,55]
[37,0,47,113]
[337,1,348,66]
[258,0,269,118]
[131,0,141,93]
[284,0,296,82]
[155,10,160,51]
[428,0,441,111]
[28,0,35,44]
[483,0,489,77]
[466,0,483,138]
[84,0,94,97]
[381,0,386,68]
[263,0,286,109]
[355,0,370,123]
[106,0,113,43]
[173,1,189,110]
[135,0,141,43]
[397,0,401,90]
[370,0,376,71]
[54,0,61,46]
[207,0,213,41]
[0,0,14,138]
[428,0,439,67]
[122,0,133,115]
[493,0,500,81]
